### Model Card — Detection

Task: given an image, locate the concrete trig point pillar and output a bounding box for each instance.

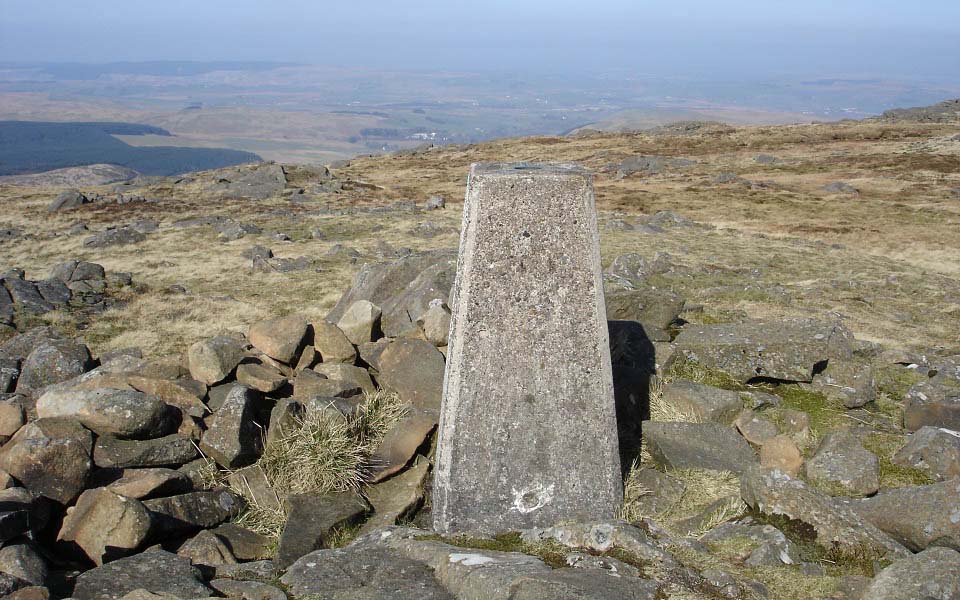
[433,163,622,534]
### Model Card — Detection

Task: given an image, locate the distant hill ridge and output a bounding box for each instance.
[879,98,960,123]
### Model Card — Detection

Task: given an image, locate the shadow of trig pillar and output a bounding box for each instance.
[433,163,622,534]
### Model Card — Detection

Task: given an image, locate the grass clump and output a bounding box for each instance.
[231,391,408,541]
[862,431,934,489]
[772,385,842,445]
[664,358,746,392]
[748,511,887,577]
[620,459,745,537]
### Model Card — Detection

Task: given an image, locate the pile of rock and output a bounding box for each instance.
[0,261,131,334]
[0,249,461,598]
[47,190,154,212]
[0,247,957,598]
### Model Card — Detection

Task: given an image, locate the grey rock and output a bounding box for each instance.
[734,410,779,445]
[57,488,151,565]
[326,249,457,339]
[892,426,960,481]
[106,468,191,499]
[755,154,779,164]
[35,279,71,308]
[643,421,756,473]
[209,579,285,600]
[0,572,29,597]
[266,398,304,446]
[418,301,451,346]
[242,245,273,260]
[130,219,159,234]
[248,315,307,363]
[177,529,237,568]
[851,479,960,551]
[3,279,53,315]
[425,195,446,209]
[804,430,880,497]
[325,243,361,259]
[622,468,685,517]
[823,182,859,194]
[70,261,106,282]
[336,300,381,345]
[0,488,42,543]
[903,358,960,431]
[214,560,278,581]
[217,222,261,241]
[72,550,213,600]
[0,541,46,587]
[312,320,357,364]
[360,458,430,534]
[0,417,92,504]
[434,164,621,536]
[276,491,371,568]
[17,339,95,392]
[211,523,273,561]
[187,334,244,385]
[47,189,89,211]
[674,319,855,383]
[83,227,147,248]
[615,155,692,178]
[36,389,173,439]
[312,363,376,396]
[199,385,263,468]
[604,254,657,285]
[282,546,451,599]
[0,398,24,443]
[661,380,742,424]
[351,527,568,599]
[357,340,391,372]
[604,287,685,331]
[408,222,454,239]
[207,162,286,200]
[367,409,437,483]
[740,467,909,559]
[701,518,801,567]
[144,489,245,537]
[863,546,960,600]
[377,339,445,413]
[292,370,361,400]
[812,361,877,408]
[235,362,286,393]
[510,568,659,599]
[93,434,199,468]
[0,328,61,361]
[227,464,280,513]
[519,521,680,572]
[0,359,19,394]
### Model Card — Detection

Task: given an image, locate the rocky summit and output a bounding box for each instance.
[0,104,958,599]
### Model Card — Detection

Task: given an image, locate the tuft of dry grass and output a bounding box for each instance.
[230,390,408,541]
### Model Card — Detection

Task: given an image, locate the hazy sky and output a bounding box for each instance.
[2,0,959,80]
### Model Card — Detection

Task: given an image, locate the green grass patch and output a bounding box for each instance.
[669,542,840,600]
[772,385,843,440]
[665,358,746,392]
[875,363,924,403]
[862,431,934,489]
[748,511,889,577]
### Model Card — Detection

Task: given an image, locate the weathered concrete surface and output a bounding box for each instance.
[433,163,621,534]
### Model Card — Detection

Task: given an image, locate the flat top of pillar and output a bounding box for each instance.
[471,162,588,177]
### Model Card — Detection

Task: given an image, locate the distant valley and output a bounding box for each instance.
[1,61,959,174]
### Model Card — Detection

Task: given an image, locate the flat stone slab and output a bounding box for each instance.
[674,319,854,383]
[434,163,621,534]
